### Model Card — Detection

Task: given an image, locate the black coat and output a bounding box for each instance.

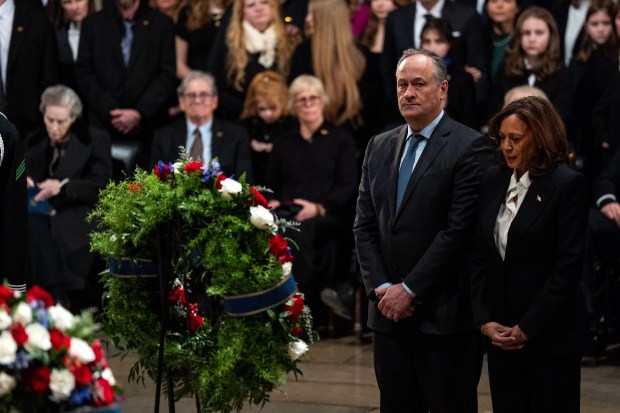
[151,118,253,182]
[354,114,494,334]
[25,125,112,291]
[3,2,58,138]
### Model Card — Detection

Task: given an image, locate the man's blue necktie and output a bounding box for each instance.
[121,20,134,67]
[396,133,424,209]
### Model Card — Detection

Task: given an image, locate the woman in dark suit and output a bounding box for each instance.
[470,96,589,413]
[25,85,112,305]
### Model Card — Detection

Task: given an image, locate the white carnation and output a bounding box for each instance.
[249,205,275,231]
[173,161,184,174]
[0,310,11,330]
[282,262,293,277]
[25,323,52,351]
[288,339,308,361]
[0,331,17,364]
[0,371,16,397]
[13,301,32,326]
[49,368,76,400]
[48,304,75,332]
[69,338,96,363]
[218,178,242,200]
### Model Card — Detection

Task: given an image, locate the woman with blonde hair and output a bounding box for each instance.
[289,0,367,130]
[210,0,300,121]
[491,7,573,121]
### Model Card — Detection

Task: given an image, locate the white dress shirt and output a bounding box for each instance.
[0,0,15,92]
[494,170,531,260]
[186,118,213,163]
[414,0,445,48]
[565,0,590,66]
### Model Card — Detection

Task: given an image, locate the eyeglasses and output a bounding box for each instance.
[294,95,321,107]
[181,92,215,101]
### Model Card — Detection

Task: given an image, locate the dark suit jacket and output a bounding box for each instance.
[381,2,485,98]
[0,113,27,289]
[354,114,494,334]
[150,118,253,181]
[25,125,112,289]
[593,148,620,205]
[4,2,58,138]
[470,165,589,355]
[75,4,175,135]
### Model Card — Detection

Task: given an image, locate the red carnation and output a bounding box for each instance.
[93,377,115,406]
[215,174,227,189]
[11,323,28,346]
[92,339,104,364]
[50,328,70,351]
[250,187,268,208]
[283,296,305,323]
[26,285,55,307]
[269,235,289,258]
[0,286,13,304]
[291,326,301,337]
[188,313,204,332]
[167,288,186,305]
[72,364,94,385]
[184,161,203,175]
[26,365,51,395]
[153,162,172,180]
[278,254,294,264]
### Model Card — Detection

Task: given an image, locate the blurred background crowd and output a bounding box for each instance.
[1,0,620,361]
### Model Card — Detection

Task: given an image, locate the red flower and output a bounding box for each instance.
[0,286,13,304]
[278,254,294,264]
[167,287,186,305]
[184,161,203,175]
[291,326,301,337]
[93,377,115,406]
[269,235,289,258]
[283,296,305,323]
[188,313,204,332]
[72,364,93,385]
[250,187,268,208]
[50,328,70,351]
[153,162,172,180]
[26,365,51,395]
[215,174,227,189]
[26,285,55,307]
[11,323,28,346]
[92,339,104,364]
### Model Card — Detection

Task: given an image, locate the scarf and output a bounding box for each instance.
[243,20,277,69]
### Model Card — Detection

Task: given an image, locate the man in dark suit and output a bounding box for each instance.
[0,112,27,293]
[0,0,58,139]
[354,49,494,413]
[75,0,175,174]
[380,0,486,123]
[151,71,252,181]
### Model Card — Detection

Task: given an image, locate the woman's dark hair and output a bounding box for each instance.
[420,16,454,44]
[488,96,570,176]
[575,0,619,62]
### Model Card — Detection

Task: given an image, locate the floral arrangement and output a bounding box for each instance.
[0,284,121,413]
[89,156,317,413]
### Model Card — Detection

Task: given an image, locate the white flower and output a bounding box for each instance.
[48,304,75,332]
[218,178,242,200]
[249,205,275,231]
[173,161,184,174]
[109,234,117,242]
[69,338,96,363]
[282,262,293,277]
[0,331,17,364]
[0,310,11,330]
[101,367,117,386]
[288,339,308,361]
[25,322,52,351]
[0,371,16,397]
[49,368,75,400]
[13,301,32,326]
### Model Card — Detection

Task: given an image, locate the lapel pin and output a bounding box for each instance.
[143,20,149,26]
[216,131,224,138]
[17,26,24,32]
[320,129,328,135]
[536,195,542,202]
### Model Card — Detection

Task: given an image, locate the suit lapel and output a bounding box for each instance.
[55,134,90,179]
[388,126,409,221]
[505,173,554,261]
[7,4,28,80]
[483,169,511,261]
[126,15,149,72]
[395,115,449,219]
[210,118,225,161]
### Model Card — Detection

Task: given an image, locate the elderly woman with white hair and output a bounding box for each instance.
[25,85,112,308]
[265,75,358,320]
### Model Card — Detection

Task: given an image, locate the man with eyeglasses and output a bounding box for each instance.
[151,71,252,181]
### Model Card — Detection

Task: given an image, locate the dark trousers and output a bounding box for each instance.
[373,320,482,413]
[487,345,582,413]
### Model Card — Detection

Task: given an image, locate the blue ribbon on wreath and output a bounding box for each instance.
[223,274,297,316]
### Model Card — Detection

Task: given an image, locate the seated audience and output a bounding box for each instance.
[25,85,112,306]
[240,71,296,185]
[265,75,358,318]
[151,71,252,180]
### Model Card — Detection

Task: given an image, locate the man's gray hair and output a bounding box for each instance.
[39,85,83,118]
[395,48,447,86]
[177,71,218,96]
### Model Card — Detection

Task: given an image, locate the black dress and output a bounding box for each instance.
[176,5,225,72]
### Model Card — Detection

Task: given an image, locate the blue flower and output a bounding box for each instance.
[35,307,49,328]
[70,387,93,405]
[14,350,31,370]
[210,160,221,173]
